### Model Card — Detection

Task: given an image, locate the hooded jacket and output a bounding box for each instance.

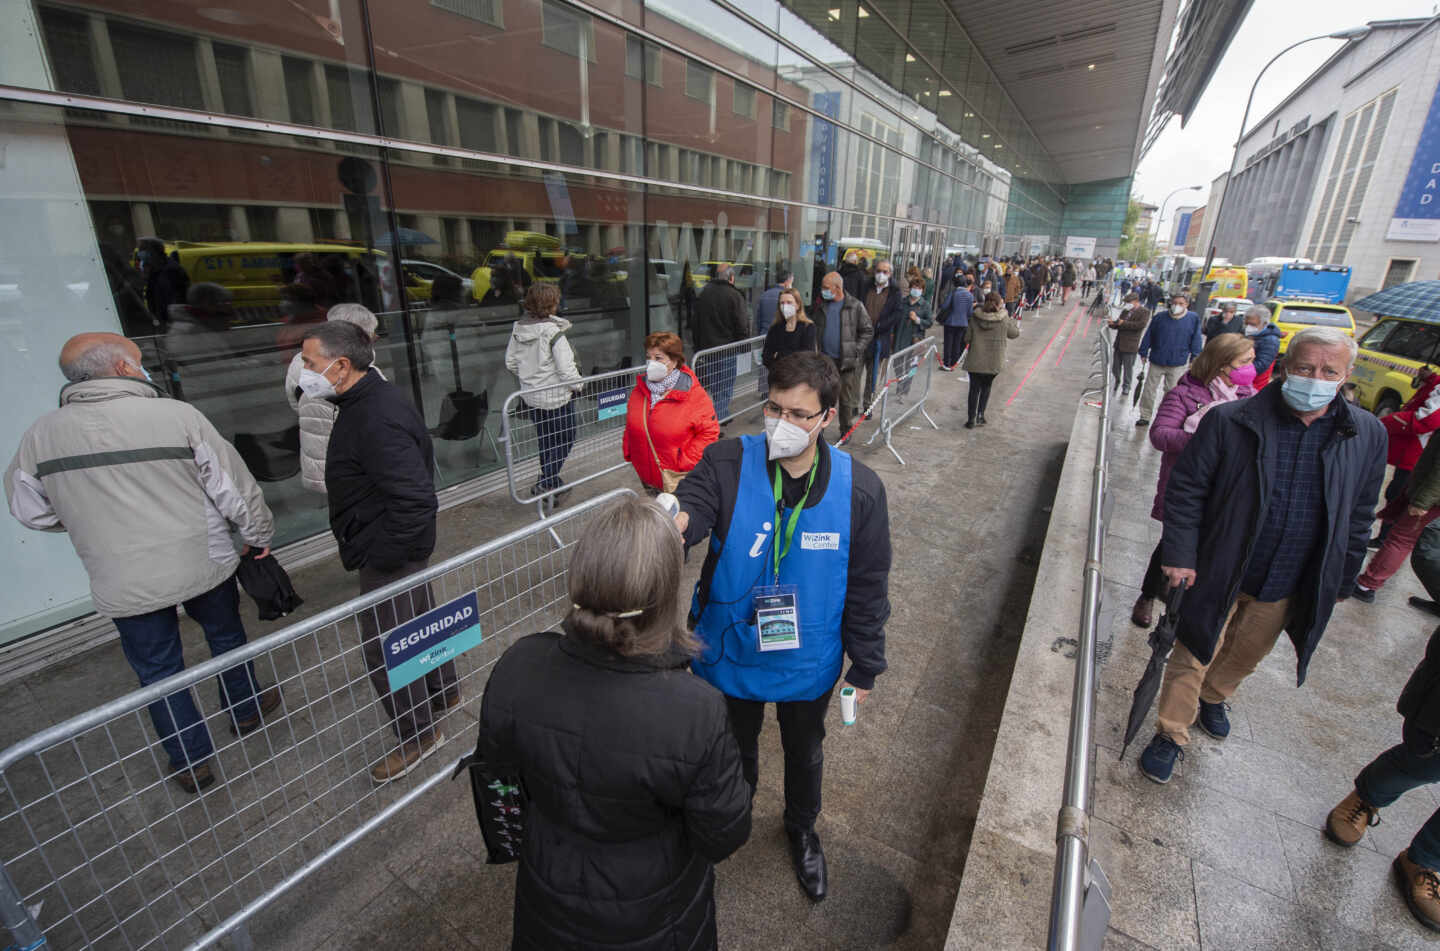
[505,316,583,410]
[1382,375,1440,471]
[5,377,273,616]
[325,371,437,572]
[963,306,1020,374]
[622,367,720,490]
[1161,384,1386,684]
[479,632,750,951]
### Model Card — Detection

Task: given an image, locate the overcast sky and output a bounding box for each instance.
[1133,0,1437,239]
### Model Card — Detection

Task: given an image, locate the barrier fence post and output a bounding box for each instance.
[0,864,44,950]
[864,337,939,464]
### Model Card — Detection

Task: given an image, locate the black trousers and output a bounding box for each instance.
[724,686,836,833]
[943,325,966,367]
[358,559,459,744]
[1140,542,1170,600]
[966,372,996,422]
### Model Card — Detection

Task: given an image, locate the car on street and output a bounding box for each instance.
[402,259,473,300]
[1262,298,1356,355]
[1350,314,1440,416]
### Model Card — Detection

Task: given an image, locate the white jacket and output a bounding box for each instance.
[285,353,386,493]
[6,377,274,617]
[505,316,583,410]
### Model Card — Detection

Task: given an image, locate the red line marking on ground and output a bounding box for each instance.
[1005,300,1083,407]
[1053,304,1091,368]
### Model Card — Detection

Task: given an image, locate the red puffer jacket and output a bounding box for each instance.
[1383,375,1440,471]
[622,366,720,490]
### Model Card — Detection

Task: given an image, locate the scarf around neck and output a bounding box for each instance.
[646,367,682,406]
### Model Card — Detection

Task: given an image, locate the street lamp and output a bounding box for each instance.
[1156,184,1203,250]
[1203,24,1372,275]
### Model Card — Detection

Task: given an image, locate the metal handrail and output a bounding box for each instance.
[1047,323,1114,950]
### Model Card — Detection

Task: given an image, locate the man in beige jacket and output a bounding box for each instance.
[6,333,281,794]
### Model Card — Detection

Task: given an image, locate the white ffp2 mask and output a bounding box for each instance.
[763,413,823,460]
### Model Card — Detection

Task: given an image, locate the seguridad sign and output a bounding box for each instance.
[382,591,483,691]
[1390,77,1440,242]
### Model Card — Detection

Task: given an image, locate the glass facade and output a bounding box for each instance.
[1,0,1075,643]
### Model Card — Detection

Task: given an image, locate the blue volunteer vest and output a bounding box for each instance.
[691,434,852,702]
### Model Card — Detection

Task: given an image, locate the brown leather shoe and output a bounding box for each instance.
[231,686,283,736]
[1325,789,1380,847]
[1131,595,1154,627]
[172,760,215,795]
[1394,850,1440,932]
[370,731,446,785]
[431,691,463,715]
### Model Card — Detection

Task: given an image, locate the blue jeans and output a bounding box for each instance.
[865,336,892,404]
[698,353,737,421]
[1356,722,1440,869]
[113,575,262,771]
[529,400,576,490]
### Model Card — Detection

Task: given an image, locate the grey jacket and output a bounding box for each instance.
[963,307,1020,374]
[810,294,874,372]
[5,377,274,617]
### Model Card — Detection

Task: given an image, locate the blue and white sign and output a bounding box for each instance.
[1390,77,1440,242]
[597,388,628,421]
[810,92,841,207]
[382,591,482,692]
[1173,211,1194,247]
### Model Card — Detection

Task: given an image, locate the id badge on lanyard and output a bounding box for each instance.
[750,454,817,653]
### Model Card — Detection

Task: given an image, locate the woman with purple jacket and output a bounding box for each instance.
[1130,333,1258,626]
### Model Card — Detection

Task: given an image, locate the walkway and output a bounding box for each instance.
[1,291,1107,950]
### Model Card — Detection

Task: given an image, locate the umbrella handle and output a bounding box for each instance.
[1164,578,1187,616]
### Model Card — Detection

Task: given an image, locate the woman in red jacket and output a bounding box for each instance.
[622,332,720,492]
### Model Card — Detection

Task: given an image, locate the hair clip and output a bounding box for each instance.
[573,603,646,619]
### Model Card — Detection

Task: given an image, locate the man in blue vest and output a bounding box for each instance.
[673,351,891,902]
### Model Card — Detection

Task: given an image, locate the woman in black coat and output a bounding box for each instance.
[761,287,817,367]
[478,496,751,950]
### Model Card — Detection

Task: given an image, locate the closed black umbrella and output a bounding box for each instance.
[1120,581,1186,759]
[1132,360,1147,407]
[236,551,304,621]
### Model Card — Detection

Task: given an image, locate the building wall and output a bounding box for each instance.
[1058,176,1131,258]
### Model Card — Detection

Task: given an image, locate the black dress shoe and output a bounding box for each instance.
[1411,596,1440,618]
[786,826,827,902]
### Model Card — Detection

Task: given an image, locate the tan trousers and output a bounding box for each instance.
[1155,594,1290,745]
[1139,362,1188,422]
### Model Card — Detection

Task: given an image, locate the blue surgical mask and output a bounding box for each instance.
[127,359,153,384]
[909,288,922,299]
[1281,374,1341,412]
[821,288,836,301]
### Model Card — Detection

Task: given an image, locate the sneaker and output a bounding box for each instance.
[171,760,215,795]
[1325,790,1380,847]
[370,731,446,785]
[1136,419,1150,428]
[230,686,283,736]
[1410,597,1440,619]
[1196,699,1230,740]
[1121,387,1131,396]
[1130,595,1153,627]
[1352,586,1377,604]
[431,691,463,715]
[1394,850,1440,932]
[1138,734,1183,784]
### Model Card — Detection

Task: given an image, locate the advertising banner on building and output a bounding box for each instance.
[810,92,841,207]
[1390,76,1440,242]
[1173,210,1195,247]
[1064,236,1097,258]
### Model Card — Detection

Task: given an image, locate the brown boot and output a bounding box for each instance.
[231,686,283,736]
[1131,595,1154,627]
[1325,790,1380,847]
[370,731,445,785]
[431,691,463,715]
[1393,850,1440,932]
[172,760,215,795]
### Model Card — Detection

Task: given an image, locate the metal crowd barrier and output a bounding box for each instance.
[863,338,939,464]
[501,335,764,515]
[0,488,636,951]
[1047,327,1115,951]
[690,335,766,426]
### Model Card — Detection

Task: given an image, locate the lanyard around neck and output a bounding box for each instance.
[771,450,820,583]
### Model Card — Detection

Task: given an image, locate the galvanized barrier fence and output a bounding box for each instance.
[863,338,940,464]
[501,335,764,514]
[690,335,766,426]
[1047,326,1115,951]
[0,489,635,951]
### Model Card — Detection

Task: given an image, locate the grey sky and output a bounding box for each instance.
[1133,0,1436,241]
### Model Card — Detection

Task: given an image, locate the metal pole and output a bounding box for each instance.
[1203,29,1363,278]
[1047,330,1112,950]
[0,863,45,950]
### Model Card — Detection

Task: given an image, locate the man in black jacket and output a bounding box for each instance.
[861,258,903,405]
[673,352,890,903]
[1138,326,1385,784]
[303,321,459,784]
[1325,625,1440,931]
[692,264,751,421]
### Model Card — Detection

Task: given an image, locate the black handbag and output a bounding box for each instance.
[451,728,527,864]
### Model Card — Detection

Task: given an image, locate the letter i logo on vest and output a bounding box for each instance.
[748,521,773,558]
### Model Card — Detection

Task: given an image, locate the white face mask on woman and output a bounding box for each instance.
[645,359,671,382]
[780,302,797,320]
